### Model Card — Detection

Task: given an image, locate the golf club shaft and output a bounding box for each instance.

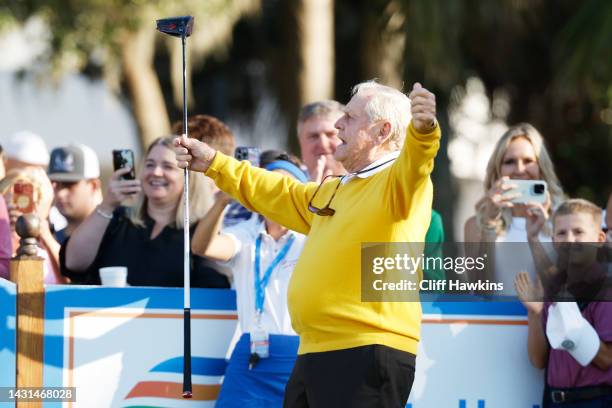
[182,32,193,397]
[182,33,190,310]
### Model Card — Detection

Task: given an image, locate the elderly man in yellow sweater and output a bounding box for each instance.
[175,81,440,408]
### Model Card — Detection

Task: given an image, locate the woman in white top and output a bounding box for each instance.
[464,123,565,292]
[191,150,308,408]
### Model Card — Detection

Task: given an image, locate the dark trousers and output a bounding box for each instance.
[283,344,416,408]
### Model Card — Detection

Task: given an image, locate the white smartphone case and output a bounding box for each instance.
[504,179,548,204]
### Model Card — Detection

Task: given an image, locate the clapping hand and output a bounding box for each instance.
[312,155,335,183]
[514,271,544,314]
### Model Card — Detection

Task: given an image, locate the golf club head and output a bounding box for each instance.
[156,16,194,37]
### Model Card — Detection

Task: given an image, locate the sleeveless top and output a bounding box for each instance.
[494,217,552,295]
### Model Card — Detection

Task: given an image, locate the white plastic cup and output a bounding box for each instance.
[99,266,128,287]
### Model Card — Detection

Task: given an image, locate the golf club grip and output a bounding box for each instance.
[183,308,192,397]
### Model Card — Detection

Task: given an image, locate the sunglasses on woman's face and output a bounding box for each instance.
[307,175,342,216]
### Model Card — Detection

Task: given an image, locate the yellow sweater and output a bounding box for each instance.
[205,122,441,355]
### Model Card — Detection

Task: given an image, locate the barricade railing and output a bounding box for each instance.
[10,214,45,408]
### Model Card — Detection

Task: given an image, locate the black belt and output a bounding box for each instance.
[549,385,612,403]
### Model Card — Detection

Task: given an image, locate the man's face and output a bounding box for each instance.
[53,179,98,221]
[298,114,343,176]
[333,93,380,172]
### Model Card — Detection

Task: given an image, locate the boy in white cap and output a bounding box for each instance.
[515,198,611,406]
[47,144,102,243]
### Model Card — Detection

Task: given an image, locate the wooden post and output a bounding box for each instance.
[10,214,44,408]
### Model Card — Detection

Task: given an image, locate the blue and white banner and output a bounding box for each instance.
[37,285,542,407]
[43,286,238,408]
[409,301,543,408]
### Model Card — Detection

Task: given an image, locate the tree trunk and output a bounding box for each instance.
[361,0,406,89]
[121,27,171,149]
[432,93,457,242]
[295,0,335,105]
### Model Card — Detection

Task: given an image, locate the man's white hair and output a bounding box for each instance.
[352,80,412,151]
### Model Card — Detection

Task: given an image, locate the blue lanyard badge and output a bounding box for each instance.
[254,234,296,315]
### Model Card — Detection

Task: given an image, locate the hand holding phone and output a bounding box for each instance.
[12,182,35,214]
[112,149,136,180]
[504,179,548,204]
[234,147,261,167]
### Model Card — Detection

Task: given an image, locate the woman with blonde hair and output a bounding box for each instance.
[0,167,65,283]
[61,136,229,288]
[464,123,565,290]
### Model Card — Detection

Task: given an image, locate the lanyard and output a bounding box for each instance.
[254,233,296,315]
[352,157,397,176]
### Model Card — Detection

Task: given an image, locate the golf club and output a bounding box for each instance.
[156,15,194,399]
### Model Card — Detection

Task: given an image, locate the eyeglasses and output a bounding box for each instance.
[308,175,342,216]
[307,157,396,216]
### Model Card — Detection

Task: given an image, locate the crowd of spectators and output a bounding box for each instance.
[0,80,610,406]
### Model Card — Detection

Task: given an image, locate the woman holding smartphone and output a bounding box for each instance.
[463,123,566,292]
[60,136,229,288]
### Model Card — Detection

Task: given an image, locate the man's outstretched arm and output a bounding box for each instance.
[174,136,315,234]
[387,83,441,220]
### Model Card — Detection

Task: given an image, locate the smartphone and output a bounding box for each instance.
[12,182,35,214]
[234,147,261,167]
[112,149,136,180]
[504,179,548,204]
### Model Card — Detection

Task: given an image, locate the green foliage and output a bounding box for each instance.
[392,0,612,204]
[1,0,258,77]
[3,1,142,74]
[554,0,612,106]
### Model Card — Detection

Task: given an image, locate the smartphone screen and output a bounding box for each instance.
[12,182,35,214]
[112,150,136,180]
